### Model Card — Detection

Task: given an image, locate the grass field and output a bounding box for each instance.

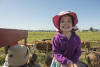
[0,47,5,66]
[0,31,100,66]
[27,31,100,43]
[27,32,55,43]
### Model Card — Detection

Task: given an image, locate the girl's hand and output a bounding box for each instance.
[73,63,78,67]
[67,63,72,67]
[67,61,73,67]
[60,61,72,67]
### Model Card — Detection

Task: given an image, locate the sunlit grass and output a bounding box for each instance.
[27,31,100,43]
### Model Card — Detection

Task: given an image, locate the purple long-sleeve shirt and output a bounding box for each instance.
[52,32,81,65]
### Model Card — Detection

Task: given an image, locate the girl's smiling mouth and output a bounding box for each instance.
[62,26,70,29]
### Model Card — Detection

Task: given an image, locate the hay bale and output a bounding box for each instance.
[33,40,52,53]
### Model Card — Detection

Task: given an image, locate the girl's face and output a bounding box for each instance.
[60,15,73,33]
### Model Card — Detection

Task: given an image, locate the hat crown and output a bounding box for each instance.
[58,11,71,15]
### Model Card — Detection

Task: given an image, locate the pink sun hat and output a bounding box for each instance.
[52,10,78,30]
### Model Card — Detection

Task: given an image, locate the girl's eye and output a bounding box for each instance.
[67,20,72,23]
[8,54,13,57]
[61,21,64,23]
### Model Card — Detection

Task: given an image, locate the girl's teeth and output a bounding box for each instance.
[62,26,70,28]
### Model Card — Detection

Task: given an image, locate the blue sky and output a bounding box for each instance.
[0,0,100,30]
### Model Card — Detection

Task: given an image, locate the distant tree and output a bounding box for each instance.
[90,27,94,32]
[95,29,98,31]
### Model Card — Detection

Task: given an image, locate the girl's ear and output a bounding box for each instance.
[72,26,75,30]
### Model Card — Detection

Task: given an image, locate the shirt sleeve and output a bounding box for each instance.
[72,37,81,63]
[52,36,71,65]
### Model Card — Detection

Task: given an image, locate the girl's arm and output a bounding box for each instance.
[72,37,81,63]
[52,36,71,65]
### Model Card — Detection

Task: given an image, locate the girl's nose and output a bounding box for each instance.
[63,23,69,25]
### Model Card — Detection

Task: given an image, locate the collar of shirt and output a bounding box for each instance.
[56,32,76,41]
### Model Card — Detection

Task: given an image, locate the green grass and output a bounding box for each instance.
[27,32,56,43]
[0,47,5,66]
[77,31,100,41]
[27,31,100,43]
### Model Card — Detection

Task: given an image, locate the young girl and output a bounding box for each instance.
[51,11,81,67]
